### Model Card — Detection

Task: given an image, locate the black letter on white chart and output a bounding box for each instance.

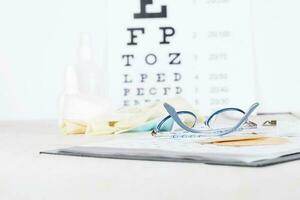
[134,0,167,19]
[127,28,145,45]
[169,53,181,65]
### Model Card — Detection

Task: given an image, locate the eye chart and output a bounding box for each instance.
[107,0,256,115]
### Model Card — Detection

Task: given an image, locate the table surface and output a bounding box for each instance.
[1,117,300,200]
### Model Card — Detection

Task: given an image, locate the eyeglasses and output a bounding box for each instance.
[152,102,259,138]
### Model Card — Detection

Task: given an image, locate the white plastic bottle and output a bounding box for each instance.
[58,33,111,123]
[76,33,107,97]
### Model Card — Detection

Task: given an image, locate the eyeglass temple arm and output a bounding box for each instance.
[163,103,204,133]
[152,110,197,135]
[230,102,259,131]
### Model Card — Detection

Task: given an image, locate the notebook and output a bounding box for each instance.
[41,133,300,167]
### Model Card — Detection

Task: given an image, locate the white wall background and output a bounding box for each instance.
[0,0,107,119]
[253,0,300,113]
[0,0,299,120]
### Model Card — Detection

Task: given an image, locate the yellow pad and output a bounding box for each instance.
[199,135,289,146]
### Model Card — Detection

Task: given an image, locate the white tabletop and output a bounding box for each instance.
[1,119,300,200]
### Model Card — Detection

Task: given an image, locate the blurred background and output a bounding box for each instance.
[0,0,299,120]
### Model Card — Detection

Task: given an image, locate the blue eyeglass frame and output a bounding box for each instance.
[152,102,259,137]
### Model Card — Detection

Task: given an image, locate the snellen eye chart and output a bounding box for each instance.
[107,0,256,114]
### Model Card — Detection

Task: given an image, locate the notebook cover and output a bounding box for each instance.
[40,146,300,167]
